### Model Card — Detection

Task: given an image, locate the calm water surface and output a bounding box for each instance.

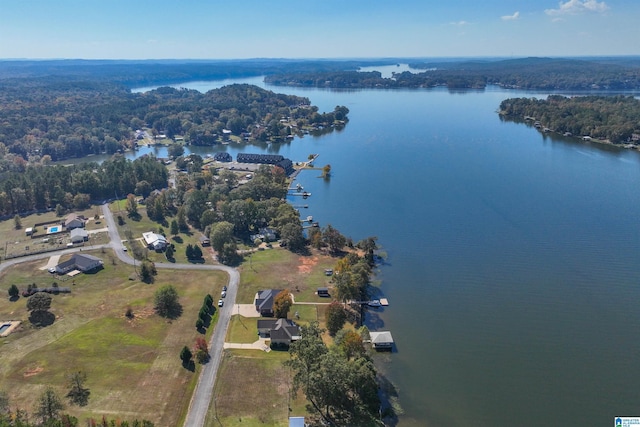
[131,80,640,427]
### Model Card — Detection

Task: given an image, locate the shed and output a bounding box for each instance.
[289,417,306,427]
[369,331,394,350]
[317,287,330,297]
[25,227,33,236]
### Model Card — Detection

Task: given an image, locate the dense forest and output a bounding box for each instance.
[0,155,167,216]
[266,57,640,90]
[0,81,348,161]
[499,95,640,144]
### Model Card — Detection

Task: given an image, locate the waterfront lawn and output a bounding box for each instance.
[239,248,338,304]
[0,253,227,426]
[205,349,308,427]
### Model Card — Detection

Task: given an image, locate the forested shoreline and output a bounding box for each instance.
[499,95,640,144]
[0,81,348,162]
[266,57,640,90]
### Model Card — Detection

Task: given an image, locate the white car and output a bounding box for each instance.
[218,299,224,307]
[221,291,226,298]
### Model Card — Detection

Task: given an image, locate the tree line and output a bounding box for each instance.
[499,95,640,144]
[266,57,640,91]
[0,154,167,216]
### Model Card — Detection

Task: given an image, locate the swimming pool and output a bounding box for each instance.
[0,324,9,334]
[47,225,61,234]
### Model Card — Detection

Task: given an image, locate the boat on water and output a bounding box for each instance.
[306,215,313,222]
[367,299,382,307]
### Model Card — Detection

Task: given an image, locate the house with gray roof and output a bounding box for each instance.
[255,289,282,317]
[55,254,103,275]
[257,318,300,346]
[64,214,85,230]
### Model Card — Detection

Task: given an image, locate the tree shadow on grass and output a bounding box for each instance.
[29,310,55,327]
[172,236,183,244]
[164,302,183,320]
[9,295,19,302]
[182,360,195,372]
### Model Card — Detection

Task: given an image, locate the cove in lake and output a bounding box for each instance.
[130,79,640,427]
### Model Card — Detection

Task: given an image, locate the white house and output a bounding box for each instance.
[142,231,168,250]
[70,228,89,243]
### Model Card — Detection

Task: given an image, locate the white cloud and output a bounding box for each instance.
[501,11,520,21]
[450,20,469,26]
[545,0,609,16]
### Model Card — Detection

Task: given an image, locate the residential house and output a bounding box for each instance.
[55,254,103,275]
[70,228,89,243]
[199,235,210,247]
[142,231,168,250]
[64,214,85,230]
[255,289,282,316]
[257,318,301,346]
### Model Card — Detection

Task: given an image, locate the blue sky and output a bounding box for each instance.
[0,0,637,59]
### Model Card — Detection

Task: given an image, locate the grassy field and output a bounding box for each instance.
[109,202,214,265]
[204,350,308,427]
[0,250,228,426]
[238,248,338,304]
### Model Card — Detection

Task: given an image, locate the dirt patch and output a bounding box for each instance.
[23,367,43,377]
[297,256,319,274]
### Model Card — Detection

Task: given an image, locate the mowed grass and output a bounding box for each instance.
[0,251,228,426]
[204,350,308,427]
[239,248,338,304]
[227,315,259,343]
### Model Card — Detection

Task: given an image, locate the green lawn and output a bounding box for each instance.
[0,251,228,426]
[226,315,259,343]
[205,350,308,427]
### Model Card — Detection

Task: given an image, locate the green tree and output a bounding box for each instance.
[192,244,203,259]
[125,193,138,217]
[170,219,179,236]
[326,301,347,336]
[7,284,19,299]
[13,214,21,230]
[279,222,306,253]
[66,371,90,406]
[139,260,157,283]
[165,245,174,260]
[323,224,346,254]
[209,221,234,253]
[176,207,188,232]
[273,289,292,318]
[180,346,193,365]
[185,244,194,260]
[35,386,64,424]
[154,285,181,318]
[27,292,52,312]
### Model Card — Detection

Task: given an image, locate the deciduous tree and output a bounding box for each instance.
[326,301,347,336]
[66,371,90,406]
[273,289,292,318]
[35,386,64,424]
[154,285,181,318]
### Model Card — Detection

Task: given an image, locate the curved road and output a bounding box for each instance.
[0,204,238,427]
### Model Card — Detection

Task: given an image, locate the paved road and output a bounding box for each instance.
[1,204,239,427]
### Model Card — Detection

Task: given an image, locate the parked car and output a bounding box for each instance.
[222,285,227,292]
[218,299,224,307]
[221,291,226,298]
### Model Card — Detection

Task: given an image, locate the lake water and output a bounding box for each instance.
[131,79,640,427]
